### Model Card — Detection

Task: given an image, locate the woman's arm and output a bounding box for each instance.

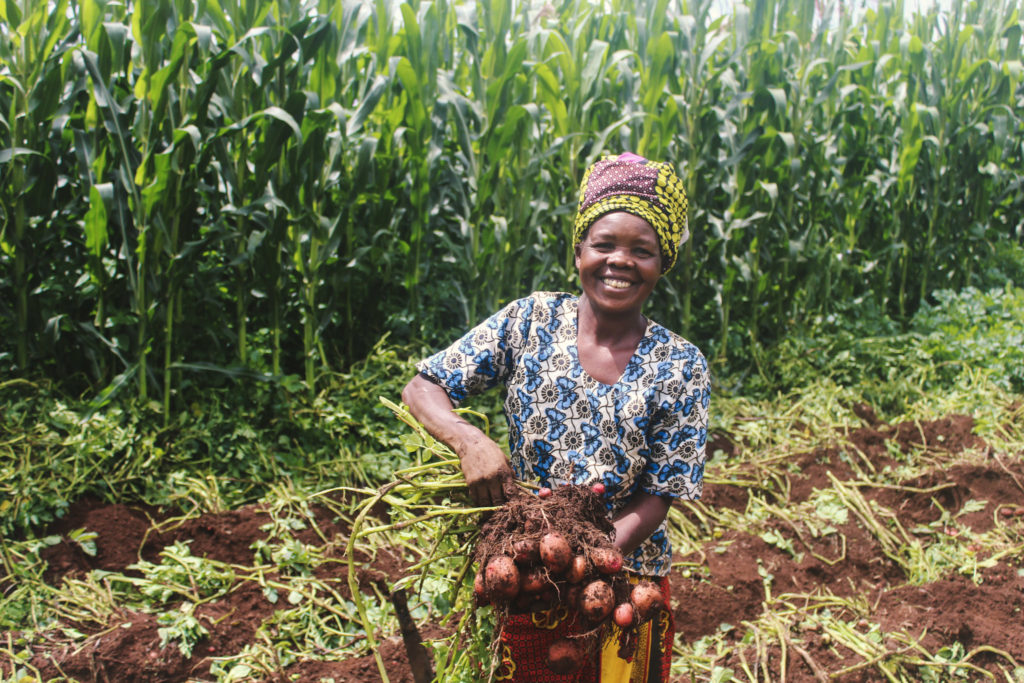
[610,492,671,556]
[401,373,514,507]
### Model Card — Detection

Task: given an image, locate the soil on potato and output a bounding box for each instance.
[3,411,1023,682]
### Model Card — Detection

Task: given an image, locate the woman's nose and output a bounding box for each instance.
[607,247,633,267]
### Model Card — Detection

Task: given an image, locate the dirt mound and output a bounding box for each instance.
[670,408,1023,681]
[890,414,987,454]
[784,414,988,505]
[25,611,193,683]
[864,460,1024,531]
[143,506,274,565]
[876,564,1024,660]
[39,498,163,581]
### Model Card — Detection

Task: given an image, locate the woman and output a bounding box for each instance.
[402,152,710,682]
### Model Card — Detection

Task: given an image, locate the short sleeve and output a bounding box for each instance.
[639,344,710,500]
[415,297,533,406]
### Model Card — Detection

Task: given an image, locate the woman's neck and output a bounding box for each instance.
[577,294,647,346]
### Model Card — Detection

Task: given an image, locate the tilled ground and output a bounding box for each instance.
[3,409,1023,682]
[673,410,1024,681]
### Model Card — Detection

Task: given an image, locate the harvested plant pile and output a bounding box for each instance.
[473,484,666,674]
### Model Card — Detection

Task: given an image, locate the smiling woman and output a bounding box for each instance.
[401,153,710,681]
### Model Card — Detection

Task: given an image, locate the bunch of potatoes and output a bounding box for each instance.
[473,484,666,674]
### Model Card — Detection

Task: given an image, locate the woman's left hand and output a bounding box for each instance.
[610,492,671,555]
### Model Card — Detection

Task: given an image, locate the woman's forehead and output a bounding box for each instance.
[586,212,658,242]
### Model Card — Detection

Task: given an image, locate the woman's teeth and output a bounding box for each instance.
[602,278,631,289]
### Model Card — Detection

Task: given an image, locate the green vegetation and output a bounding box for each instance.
[1,0,1021,420]
[1,280,1018,539]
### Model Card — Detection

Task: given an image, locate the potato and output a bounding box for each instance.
[547,638,586,674]
[591,547,623,575]
[613,601,635,628]
[539,532,572,575]
[630,580,664,621]
[519,566,547,594]
[473,570,488,603]
[485,555,520,600]
[512,538,540,565]
[565,554,588,584]
[579,580,614,622]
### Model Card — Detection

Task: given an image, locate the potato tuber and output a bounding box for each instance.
[540,531,572,575]
[485,555,521,600]
[591,547,623,575]
[630,580,664,621]
[579,580,614,622]
[547,638,586,674]
[565,554,588,584]
[613,601,635,628]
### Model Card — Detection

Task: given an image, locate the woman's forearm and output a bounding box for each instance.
[401,373,513,506]
[610,492,671,556]
[402,374,485,452]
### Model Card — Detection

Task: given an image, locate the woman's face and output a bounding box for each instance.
[574,211,662,318]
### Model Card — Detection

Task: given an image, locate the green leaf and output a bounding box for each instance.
[253,106,304,144]
[347,74,389,136]
[84,183,112,258]
[897,138,923,196]
[958,499,987,515]
[710,666,735,683]
[69,528,98,557]
[399,4,421,66]
[0,148,43,164]
[579,39,608,97]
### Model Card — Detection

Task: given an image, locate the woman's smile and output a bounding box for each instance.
[600,276,634,289]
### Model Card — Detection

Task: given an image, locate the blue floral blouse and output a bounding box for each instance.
[416,291,710,575]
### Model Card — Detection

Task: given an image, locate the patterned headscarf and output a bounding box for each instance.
[574,152,689,272]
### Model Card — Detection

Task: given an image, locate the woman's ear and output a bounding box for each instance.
[573,228,588,269]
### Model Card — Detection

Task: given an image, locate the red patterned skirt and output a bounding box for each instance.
[494,575,673,682]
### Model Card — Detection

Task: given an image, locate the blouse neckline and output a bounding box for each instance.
[569,296,654,389]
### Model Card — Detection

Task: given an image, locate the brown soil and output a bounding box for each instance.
[3,411,1023,682]
[12,500,421,683]
[671,412,1024,682]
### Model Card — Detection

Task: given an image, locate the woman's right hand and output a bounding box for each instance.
[453,434,515,507]
[401,374,514,507]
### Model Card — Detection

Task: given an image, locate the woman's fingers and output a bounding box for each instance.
[460,444,513,506]
[480,470,514,507]
[469,477,499,506]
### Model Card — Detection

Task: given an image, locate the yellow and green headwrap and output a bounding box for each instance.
[574,152,689,272]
